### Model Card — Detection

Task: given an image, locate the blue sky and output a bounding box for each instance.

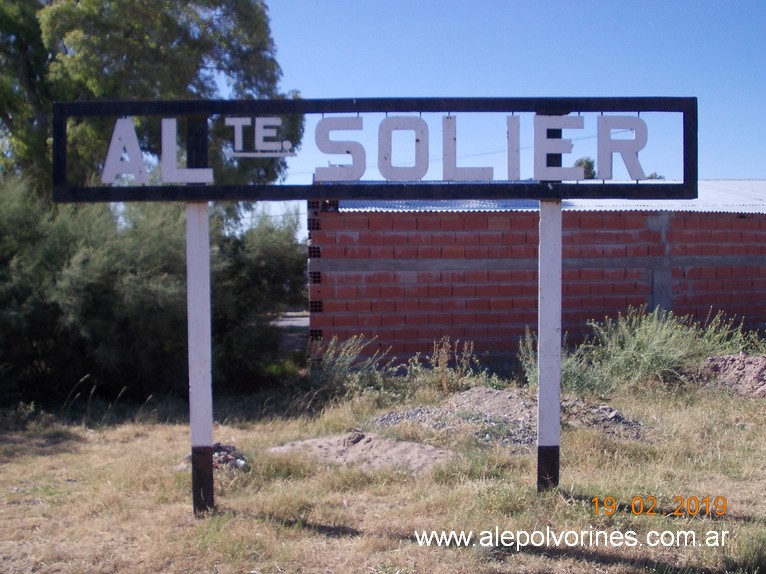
[266,1,765,182]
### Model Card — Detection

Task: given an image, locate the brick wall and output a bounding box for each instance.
[308,201,766,357]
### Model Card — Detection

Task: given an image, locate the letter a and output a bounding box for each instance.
[102,118,149,184]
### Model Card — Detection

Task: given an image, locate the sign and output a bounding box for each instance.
[51,95,698,510]
[52,97,698,203]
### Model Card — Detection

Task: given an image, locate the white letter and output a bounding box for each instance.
[596,115,648,180]
[507,115,520,181]
[378,116,429,181]
[161,118,214,184]
[442,115,493,181]
[225,117,251,151]
[314,116,366,181]
[101,118,148,184]
[255,117,282,152]
[533,115,584,181]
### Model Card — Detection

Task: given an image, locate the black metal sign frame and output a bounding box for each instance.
[52,97,697,203]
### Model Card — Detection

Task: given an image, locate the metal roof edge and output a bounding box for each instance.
[338,180,766,214]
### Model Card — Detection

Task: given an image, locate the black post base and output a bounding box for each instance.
[192,445,215,515]
[537,445,560,492]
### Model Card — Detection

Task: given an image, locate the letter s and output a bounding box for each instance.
[314,117,366,181]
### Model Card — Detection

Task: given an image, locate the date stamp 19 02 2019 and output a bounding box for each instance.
[591,496,728,517]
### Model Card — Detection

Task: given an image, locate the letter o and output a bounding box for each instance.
[378,116,429,181]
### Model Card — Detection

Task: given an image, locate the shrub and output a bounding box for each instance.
[307,335,400,401]
[520,306,752,396]
[0,176,307,405]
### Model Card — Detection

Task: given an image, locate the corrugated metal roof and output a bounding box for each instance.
[339,180,766,214]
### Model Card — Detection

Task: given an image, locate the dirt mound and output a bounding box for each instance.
[267,387,646,475]
[373,386,644,446]
[701,354,766,398]
[268,431,454,474]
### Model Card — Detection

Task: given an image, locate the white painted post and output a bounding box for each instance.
[537,199,562,491]
[187,201,214,514]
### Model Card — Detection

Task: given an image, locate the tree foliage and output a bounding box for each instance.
[0,176,307,405]
[574,156,596,179]
[1,0,302,194]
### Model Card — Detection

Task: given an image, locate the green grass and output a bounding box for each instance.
[520,306,756,396]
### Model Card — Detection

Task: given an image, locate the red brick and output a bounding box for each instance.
[309,315,333,328]
[419,300,443,312]
[369,246,394,258]
[391,271,415,285]
[431,232,456,245]
[359,315,382,328]
[405,314,429,326]
[405,285,430,298]
[323,301,346,313]
[511,216,537,231]
[512,297,537,310]
[371,300,396,313]
[479,231,504,245]
[428,313,456,325]
[417,246,441,259]
[463,215,489,231]
[579,215,603,229]
[334,285,357,299]
[453,285,476,297]
[442,245,465,258]
[590,283,614,295]
[334,315,358,328]
[393,245,418,258]
[393,217,417,231]
[368,215,394,230]
[498,284,525,297]
[382,314,406,327]
[370,271,395,283]
[459,232,481,245]
[347,300,371,313]
[442,270,466,283]
[475,284,499,297]
[428,285,452,297]
[626,243,649,257]
[344,246,370,258]
[511,245,536,258]
[321,245,345,258]
[416,216,441,231]
[465,246,488,258]
[395,299,420,313]
[466,299,490,311]
[488,215,511,230]
[502,231,527,245]
[488,245,514,258]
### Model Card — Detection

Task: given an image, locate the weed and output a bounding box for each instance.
[520,306,754,396]
[308,334,402,401]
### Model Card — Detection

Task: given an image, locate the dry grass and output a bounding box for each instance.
[1,385,765,574]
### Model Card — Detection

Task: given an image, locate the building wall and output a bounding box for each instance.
[307,201,766,357]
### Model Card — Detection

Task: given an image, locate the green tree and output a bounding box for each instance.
[574,156,596,179]
[1,0,302,195]
[0,176,307,405]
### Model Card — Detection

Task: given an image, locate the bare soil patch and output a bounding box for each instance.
[270,386,644,473]
[268,430,454,473]
[699,353,766,397]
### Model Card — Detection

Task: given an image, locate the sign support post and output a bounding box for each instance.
[186,117,215,515]
[187,201,214,514]
[537,199,562,490]
[537,122,563,491]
